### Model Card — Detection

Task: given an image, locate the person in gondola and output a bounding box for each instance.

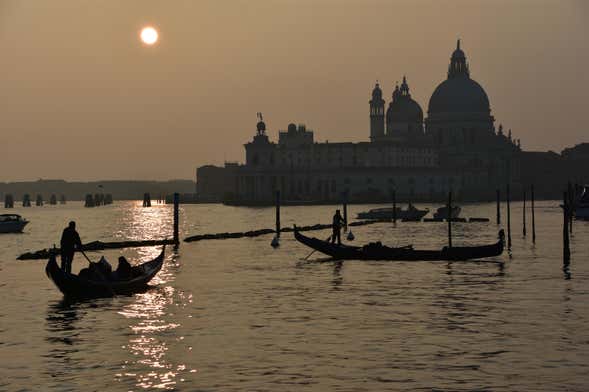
[115,256,133,280]
[331,209,345,245]
[60,221,82,274]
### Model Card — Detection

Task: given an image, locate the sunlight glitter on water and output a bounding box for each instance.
[2,201,589,391]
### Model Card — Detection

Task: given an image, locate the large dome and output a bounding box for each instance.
[427,40,491,116]
[428,77,490,114]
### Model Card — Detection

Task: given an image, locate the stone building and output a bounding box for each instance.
[198,41,529,204]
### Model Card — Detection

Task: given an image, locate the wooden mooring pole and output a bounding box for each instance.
[343,199,348,233]
[531,185,536,243]
[563,191,570,263]
[143,193,151,207]
[506,184,512,248]
[275,190,281,237]
[173,192,179,246]
[496,189,501,225]
[447,191,452,248]
[523,190,527,237]
[4,194,14,208]
[568,182,574,234]
[392,190,397,224]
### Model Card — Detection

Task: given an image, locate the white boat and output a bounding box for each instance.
[0,214,29,233]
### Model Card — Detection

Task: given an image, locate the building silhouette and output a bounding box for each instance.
[197,41,586,204]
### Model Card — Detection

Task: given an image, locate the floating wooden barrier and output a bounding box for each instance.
[424,218,443,222]
[183,220,381,243]
[448,217,467,222]
[17,239,175,260]
[469,218,490,222]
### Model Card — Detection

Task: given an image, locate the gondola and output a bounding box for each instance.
[45,246,165,299]
[294,227,504,261]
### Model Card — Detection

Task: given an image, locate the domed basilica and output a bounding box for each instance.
[197,41,525,204]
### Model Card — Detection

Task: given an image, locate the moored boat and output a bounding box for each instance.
[0,214,29,233]
[433,205,461,220]
[357,203,429,221]
[45,246,165,298]
[294,226,504,261]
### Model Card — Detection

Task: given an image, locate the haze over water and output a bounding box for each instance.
[1,201,589,390]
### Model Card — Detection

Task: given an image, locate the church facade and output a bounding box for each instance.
[198,41,524,204]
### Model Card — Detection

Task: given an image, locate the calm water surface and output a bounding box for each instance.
[1,201,588,391]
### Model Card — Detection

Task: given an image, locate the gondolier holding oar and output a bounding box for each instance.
[331,210,345,245]
[60,221,82,274]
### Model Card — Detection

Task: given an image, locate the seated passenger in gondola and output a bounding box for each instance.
[115,256,133,280]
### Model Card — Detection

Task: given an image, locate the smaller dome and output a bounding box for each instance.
[256,121,266,132]
[386,76,423,123]
[287,123,297,133]
[387,98,423,123]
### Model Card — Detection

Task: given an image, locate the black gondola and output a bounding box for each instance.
[294,226,504,261]
[46,246,165,299]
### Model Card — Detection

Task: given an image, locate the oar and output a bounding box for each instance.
[79,248,95,264]
[303,234,333,261]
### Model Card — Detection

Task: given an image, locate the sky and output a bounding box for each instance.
[0,0,587,181]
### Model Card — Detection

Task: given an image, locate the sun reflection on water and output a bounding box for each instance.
[116,252,195,390]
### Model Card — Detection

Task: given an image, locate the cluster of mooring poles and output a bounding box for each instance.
[3,194,68,208]
[496,184,537,250]
[142,193,167,207]
[84,193,113,208]
[18,192,181,260]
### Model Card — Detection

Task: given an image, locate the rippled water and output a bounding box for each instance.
[1,201,588,391]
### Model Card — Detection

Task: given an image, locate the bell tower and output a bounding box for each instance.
[369,82,385,141]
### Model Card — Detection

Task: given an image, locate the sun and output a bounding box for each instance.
[140,26,159,45]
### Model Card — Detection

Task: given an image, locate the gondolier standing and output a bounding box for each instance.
[331,210,345,245]
[60,221,82,273]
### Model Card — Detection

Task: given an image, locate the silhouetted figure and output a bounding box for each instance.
[331,210,345,245]
[115,256,132,280]
[60,221,82,274]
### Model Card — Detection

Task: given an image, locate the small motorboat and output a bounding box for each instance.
[357,203,429,221]
[294,226,504,261]
[0,214,29,233]
[45,246,165,299]
[433,205,462,220]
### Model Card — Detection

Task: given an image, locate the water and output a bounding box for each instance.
[1,201,589,391]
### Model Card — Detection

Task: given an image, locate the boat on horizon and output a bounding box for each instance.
[0,214,29,233]
[356,203,429,221]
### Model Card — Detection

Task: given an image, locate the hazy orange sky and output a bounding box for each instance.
[1,0,587,181]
